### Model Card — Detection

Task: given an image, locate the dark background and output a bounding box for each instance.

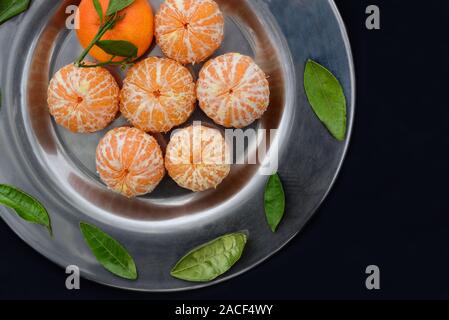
[2,0,449,300]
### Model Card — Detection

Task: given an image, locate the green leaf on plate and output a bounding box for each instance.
[0,184,52,235]
[304,59,347,141]
[106,0,134,16]
[96,40,138,58]
[79,222,137,280]
[0,0,31,25]
[93,0,103,24]
[264,173,286,232]
[171,232,247,282]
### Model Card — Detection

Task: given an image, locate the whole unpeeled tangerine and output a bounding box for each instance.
[76,0,154,62]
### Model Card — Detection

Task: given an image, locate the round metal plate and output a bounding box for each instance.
[0,0,354,291]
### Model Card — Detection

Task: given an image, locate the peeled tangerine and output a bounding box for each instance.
[155,0,224,64]
[120,57,196,133]
[197,53,270,128]
[47,64,119,133]
[96,127,165,198]
[165,125,231,192]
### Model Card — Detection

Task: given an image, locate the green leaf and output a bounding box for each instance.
[0,0,30,25]
[0,184,52,235]
[304,59,347,141]
[264,173,286,232]
[93,0,103,24]
[106,0,134,16]
[79,222,137,280]
[171,232,247,282]
[96,40,138,58]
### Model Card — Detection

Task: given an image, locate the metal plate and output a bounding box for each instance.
[0,0,354,291]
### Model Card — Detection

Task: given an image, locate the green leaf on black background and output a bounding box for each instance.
[80,222,137,280]
[171,232,247,282]
[0,0,31,25]
[106,0,134,16]
[264,173,286,232]
[304,59,347,141]
[0,184,52,235]
[96,40,138,58]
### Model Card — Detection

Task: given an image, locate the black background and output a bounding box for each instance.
[2,0,449,300]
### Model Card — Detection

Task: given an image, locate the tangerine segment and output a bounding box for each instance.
[165,125,231,192]
[47,64,119,133]
[155,0,225,64]
[197,53,270,128]
[96,127,165,197]
[77,0,154,63]
[120,57,196,133]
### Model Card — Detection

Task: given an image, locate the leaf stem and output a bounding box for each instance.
[74,13,119,67]
[78,57,133,69]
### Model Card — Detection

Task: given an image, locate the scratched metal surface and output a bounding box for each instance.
[0,0,354,291]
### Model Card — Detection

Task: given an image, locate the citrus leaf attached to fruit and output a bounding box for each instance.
[171,232,247,282]
[92,0,103,24]
[304,59,347,141]
[79,222,138,280]
[96,40,138,58]
[0,184,52,235]
[264,173,286,232]
[106,0,134,16]
[0,0,30,25]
